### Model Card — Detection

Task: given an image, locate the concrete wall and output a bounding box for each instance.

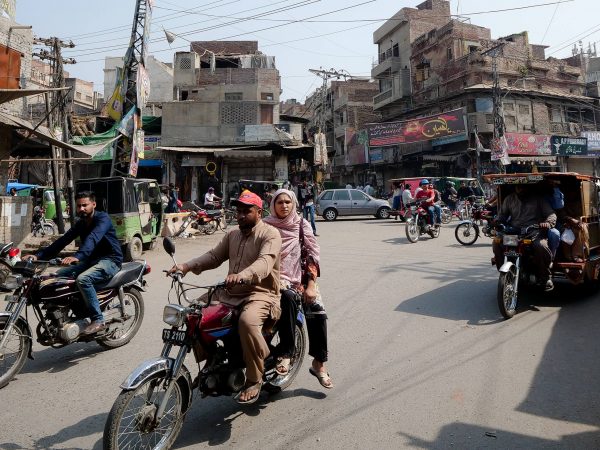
[0,15,33,116]
[0,196,31,246]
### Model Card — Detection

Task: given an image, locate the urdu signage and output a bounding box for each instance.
[550,136,588,156]
[366,108,467,147]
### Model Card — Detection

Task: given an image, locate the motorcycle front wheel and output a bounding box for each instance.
[103,373,190,450]
[405,219,420,243]
[97,288,144,349]
[498,268,518,319]
[0,317,31,389]
[454,222,479,246]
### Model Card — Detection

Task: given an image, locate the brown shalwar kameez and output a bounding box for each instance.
[185,220,282,383]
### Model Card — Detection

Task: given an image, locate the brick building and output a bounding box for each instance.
[160,41,305,202]
[369,0,600,182]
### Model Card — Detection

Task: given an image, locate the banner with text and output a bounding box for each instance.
[366,108,467,147]
[504,133,551,156]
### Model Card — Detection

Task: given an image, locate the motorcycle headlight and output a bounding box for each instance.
[503,235,519,246]
[163,304,187,327]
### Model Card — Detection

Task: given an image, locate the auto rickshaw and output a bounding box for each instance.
[31,187,68,221]
[485,172,600,318]
[75,177,163,261]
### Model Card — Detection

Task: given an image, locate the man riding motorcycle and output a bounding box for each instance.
[492,184,557,291]
[25,191,123,335]
[416,179,442,226]
[168,191,282,404]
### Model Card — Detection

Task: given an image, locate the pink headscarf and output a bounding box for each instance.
[263,188,320,285]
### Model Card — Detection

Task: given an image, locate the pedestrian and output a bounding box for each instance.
[391,182,402,214]
[263,189,333,389]
[166,183,179,213]
[302,181,318,236]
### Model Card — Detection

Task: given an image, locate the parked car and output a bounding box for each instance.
[316,188,391,221]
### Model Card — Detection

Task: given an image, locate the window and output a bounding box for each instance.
[550,106,563,122]
[320,191,333,201]
[76,92,82,100]
[181,90,189,100]
[333,190,350,201]
[225,92,243,101]
[468,45,479,53]
[504,103,514,111]
[261,92,274,101]
[416,63,430,81]
[518,104,530,115]
[485,114,494,124]
[350,190,368,201]
[179,57,192,70]
[392,44,399,57]
[505,115,517,129]
[85,95,93,102]
[447,47,453,61]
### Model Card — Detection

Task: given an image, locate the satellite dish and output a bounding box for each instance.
[163,28,176,45]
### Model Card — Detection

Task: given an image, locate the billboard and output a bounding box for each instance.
[344,128,369,166]
[504,133,551,156]
[550,136,588,156]
[581,131,600,151]
[366,108,467,147]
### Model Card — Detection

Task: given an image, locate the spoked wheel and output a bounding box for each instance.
[41,224,56,236]
[454,222,479,246]
[219,216,228,231]
[97,288,144,349]
[0,317,31,389]
[202,221,218,235]
[225,209,236,225]
[441,210,452,224]
[103,373,190,450]
[498,268,518,319]
[429,225,441,238]
[405,219,419,243]
[268,322,307,391]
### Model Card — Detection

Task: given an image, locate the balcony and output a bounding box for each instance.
[371,56,402,79]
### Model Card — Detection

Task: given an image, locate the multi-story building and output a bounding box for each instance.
[160,41,304,202]
[368,0,600,181]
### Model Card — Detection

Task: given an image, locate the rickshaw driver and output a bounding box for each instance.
[492,185,557,291]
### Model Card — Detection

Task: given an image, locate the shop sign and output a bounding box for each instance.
[581,131,600,151]
[143,135,161,159]
[369,148,384,164]
[550,136,588,156]
[366,108,467,147]
[345,128,369,165]
[505,133,551,156]
[431,133,468,147]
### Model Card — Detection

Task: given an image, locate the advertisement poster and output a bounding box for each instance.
[136,64,151,109]
[344,128,369,166]
[504,133,551,156]
[366,108,467,147]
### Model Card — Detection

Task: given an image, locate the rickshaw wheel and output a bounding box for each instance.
[125,236,143,261]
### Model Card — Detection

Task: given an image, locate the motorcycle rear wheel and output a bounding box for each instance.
[103,373,190,450]
[405,219,419,243]
[267,322,307,391]
[429,225,441,239]
[203,221,218,235]
[441,209,452,224]
[0,317,31,389]
[454,222,479,246]
[498,269,518,319]
[97,288,144,349]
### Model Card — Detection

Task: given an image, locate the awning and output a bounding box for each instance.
[510,156,558,164]
[0,87,70,105]
[157,146,271,158]
[217,149,271,158]
[139,159,162,167]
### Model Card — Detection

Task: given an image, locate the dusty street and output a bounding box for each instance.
[1,217,600,449]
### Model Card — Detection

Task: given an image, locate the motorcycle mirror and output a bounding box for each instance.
[163,237,175,256]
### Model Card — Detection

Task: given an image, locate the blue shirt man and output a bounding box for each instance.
[31,191,122,335]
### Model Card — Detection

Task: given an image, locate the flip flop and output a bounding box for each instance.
[275,357,290,376]
[235,381,262,405]
[309,367,333,389]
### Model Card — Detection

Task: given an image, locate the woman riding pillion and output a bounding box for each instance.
[263,189,333,389]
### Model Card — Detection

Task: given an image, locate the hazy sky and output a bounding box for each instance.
[15,0,600,102]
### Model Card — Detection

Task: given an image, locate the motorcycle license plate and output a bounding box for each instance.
[162,328,186,345]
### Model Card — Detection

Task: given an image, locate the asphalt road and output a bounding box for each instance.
[2,216,600,449]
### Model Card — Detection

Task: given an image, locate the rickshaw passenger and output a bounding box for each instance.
[493,185,557,291]
[544,180,564,261]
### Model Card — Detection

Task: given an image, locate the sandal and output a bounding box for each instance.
[235,381,262,405]
[275,357,291,376]
[309,367,334,389]
[574,257,584,263]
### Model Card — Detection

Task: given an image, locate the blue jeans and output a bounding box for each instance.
[427,205,442,224]
[548,228,560,259]
[303,204,317,234]
[56,258,121,322]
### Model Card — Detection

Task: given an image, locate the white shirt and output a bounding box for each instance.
[204,192,217,204]
[402,189,413,205]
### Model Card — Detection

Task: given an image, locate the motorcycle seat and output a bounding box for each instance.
[205,210,222,218]
[96,261,144,290]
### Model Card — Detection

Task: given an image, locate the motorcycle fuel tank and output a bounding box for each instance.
[36,277,78,305]
[200,303,234,343]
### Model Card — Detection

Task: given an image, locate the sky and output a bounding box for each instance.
[14,0,600,102]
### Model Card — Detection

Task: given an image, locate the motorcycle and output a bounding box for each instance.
[454,203,495,246]
[103,238,307,450]
[0,257,148,389]
[494,224,539,319]
[31,206,57,237]
[175,202,223,236]
[0,242,21,266]
[405,202,441,243]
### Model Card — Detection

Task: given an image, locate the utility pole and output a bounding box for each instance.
[482,43,506,173]
[308,68,349,133]
[33,36,76,232]
[110,0,152,177]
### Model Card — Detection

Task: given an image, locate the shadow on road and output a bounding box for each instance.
[399,421,600,449]
[21,342,105,376]
[173,387,325,448]
[0,412,104,450]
